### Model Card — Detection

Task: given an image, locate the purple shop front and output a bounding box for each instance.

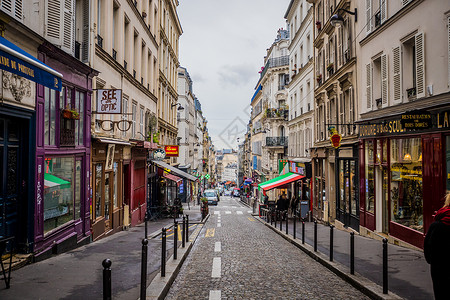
[33,42,97,259]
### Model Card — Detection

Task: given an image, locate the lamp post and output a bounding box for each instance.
[330,8,357,27]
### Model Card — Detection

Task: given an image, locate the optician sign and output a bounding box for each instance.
[97,89,122,114]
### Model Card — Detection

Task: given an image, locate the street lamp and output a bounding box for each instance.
[330,8,357,27]
[171,103,185,111]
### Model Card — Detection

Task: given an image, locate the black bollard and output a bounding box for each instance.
[286,212,288,235]
[140,239,148,300]
[280,212,283,231]
[161,228,167,277]
[383,238,388,294]
[102,259,112,300]
[293,213,296,239]
[174,221,178,260]
[350,232,355,275]
[185,215,189,243]
[274,212,277,228]
[302,221,305,244]
[330,225,334,261]
[314,220,317,252]
[144,213,148,238]
[182,216,186,248]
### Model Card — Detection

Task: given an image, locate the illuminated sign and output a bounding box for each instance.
[164,145,179,157]
[330,132,342,149]
[96,89,122,114]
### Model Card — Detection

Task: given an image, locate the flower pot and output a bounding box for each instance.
[62,109,72,119]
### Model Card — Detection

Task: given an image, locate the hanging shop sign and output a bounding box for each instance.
[152,148,166,161]
[400,110,432,129]
[96,89,122,114]
[164,145,179,157]
[330,132,342,149]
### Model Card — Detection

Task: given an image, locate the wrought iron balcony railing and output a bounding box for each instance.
[266,136,288,147]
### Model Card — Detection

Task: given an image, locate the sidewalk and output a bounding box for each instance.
[253,205,433,300]
[0,203,203,300]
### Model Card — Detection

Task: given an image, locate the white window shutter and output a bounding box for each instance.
[46,0,62,45]
[62,0,75,55]
[393,46,402,102]
[366,63,372,109]
[81,0,90,62]
[415,32,425,98]
[381,54,388,105]
[366,0,372,34]
[1,0,23,21]
[380,0,387,24]
[402,0,411,6]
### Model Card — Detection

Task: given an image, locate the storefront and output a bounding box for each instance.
[91,139,128,240]
[359,107,450,249]
[34,42,96,258]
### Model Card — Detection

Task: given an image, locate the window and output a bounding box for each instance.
[132,102,137,138]
[74,90,85,146]
[43,157,78,234]
[113,2,119,58]
[122,97,128,138]
[44,87,56,146]
[365,140,375,213]
[139,106,144,138]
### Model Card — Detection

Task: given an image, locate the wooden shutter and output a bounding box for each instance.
[380,0,386,24]
[366,63,372,109]
[393,46,402,102]
[62,0,75,55]
[81,0,90,62]
[366,0,372,34]
[1,0,22,21]
[402,0,411,6]
[415,32,425,98]
[381,54,388,105]
[46,0,62,45]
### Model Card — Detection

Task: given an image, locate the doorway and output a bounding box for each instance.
[337,159,359,230]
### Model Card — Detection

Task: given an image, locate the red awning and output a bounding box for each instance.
[163,173,182,183]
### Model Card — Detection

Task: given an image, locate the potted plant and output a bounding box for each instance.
[316,74,322,83]
[62,105,80,120]
[327,63,334,72]
[152,131,160,143]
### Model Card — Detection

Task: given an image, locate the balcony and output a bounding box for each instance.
[260,55,289,78]
[266,136,288,147]
[263,108,289,120]
[97,35,103,48]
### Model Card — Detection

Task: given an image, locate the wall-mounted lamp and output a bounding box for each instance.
[330,8,357,27]
[171,103,185,111]
[262,128,270,134]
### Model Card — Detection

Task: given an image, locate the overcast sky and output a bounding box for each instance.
[178,0,291,150]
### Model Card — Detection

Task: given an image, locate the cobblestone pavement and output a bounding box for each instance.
[166,196,370,300]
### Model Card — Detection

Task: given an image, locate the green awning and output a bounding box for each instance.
[44,173,71,189]
[258,172,304,192]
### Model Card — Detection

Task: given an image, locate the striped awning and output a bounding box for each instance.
[258,172,305,191]
[44,173,71,189]
[163,172,182,183]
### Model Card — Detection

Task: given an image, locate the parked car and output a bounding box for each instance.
[224,190,232,196]
[232,188,240,197]
[204,189,220,205]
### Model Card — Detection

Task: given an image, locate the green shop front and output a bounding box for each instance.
[359,108,450,249]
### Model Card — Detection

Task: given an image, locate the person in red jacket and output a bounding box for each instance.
[424,192,450,300]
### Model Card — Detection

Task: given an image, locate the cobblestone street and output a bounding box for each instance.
[166,196,370,299]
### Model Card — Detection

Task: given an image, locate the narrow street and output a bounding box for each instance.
[166,196,369,299]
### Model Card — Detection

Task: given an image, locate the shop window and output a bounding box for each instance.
[95,163,103,219]
[447,136,450,191]
[365,140,375,213]
[390,138,423,232]
[44,87,57,146]
[43,157,75,234]
[113,162,118,208]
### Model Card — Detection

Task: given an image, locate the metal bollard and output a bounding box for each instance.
[350,232,355,274]
[182,216,186,248]
[161,228,167,277]
[140,239,148,300]
[280,212,283,231]
[144,213,148,238]
[274,212,277,228]
[185,215,189,242]
[383,238,388,294]
[174,221,178,260]
[102,259,112,300]
[314,220,317,252]
[302,221,305,244]
[285,212,288,235]
[330,225,334,262]
[293,213,296,239]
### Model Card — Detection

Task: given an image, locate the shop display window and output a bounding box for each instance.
[390,138,423,232]
[365,141,375,213]
[43,157,75,234]
[95,163,102,219]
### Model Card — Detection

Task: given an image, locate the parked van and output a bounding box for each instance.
[204,189,220,205]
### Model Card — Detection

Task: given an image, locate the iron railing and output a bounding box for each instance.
[266,136,288,147]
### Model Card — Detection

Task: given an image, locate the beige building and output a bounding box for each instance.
[158,0,182,165]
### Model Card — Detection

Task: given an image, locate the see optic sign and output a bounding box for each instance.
[97,89,122,114]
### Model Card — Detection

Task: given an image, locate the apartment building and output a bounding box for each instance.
[356,0,450,249]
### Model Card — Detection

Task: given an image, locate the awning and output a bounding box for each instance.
[0,36,62,91]
[44,173,71,189]
[163,172,182,183]
[95,137,131,146]
[151,160,198,182]
[258,172,305,192]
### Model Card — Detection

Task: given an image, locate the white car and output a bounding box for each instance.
[224,190,232,196]
[204,189,219,205]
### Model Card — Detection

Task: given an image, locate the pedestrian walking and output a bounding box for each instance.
[424,191,450,300]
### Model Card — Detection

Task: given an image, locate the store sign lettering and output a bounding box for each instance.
[165,145,179,157]
[437,111,449,129]
[400,111,432,129]
[97,89,122,114]
[359,120,405,137]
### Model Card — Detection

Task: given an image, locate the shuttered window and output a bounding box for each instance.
[46,0,61,42]
[366,0,372,34]
[46,0,74,55]
[415,32,425,98]
[0,0,22,21]
[402,0,412,6]
[392,46,402,102]
[366,63,372,109]
[380,0,387,24]
[381,54,388,105]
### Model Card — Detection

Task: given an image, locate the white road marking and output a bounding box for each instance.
[214,211,221,215]
[225,211,231,214]
[214,242,221,252]
[217,223,221,227]
[247,210,253,213]
[209,290,221,300]
[212,257,221,278]
[236,211,243,215]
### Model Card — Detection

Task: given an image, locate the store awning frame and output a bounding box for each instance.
[258,172,305,192]
[151,160,198,182]
[0,36,63,91]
